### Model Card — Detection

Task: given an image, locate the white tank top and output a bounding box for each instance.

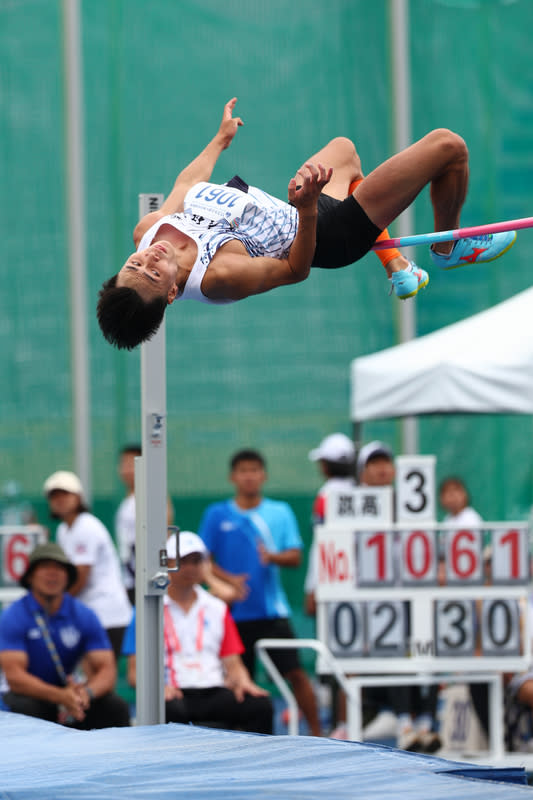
[137,182,298,304]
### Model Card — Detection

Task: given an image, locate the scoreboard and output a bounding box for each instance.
[0,525,48,604]
[315,457,531,674]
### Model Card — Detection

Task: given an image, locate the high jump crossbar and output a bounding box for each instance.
[372,216,533,250]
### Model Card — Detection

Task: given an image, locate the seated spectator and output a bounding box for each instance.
[505,671,533,752]
[43,471,132,661]
[123,531,273,734]
[0,542,130,728]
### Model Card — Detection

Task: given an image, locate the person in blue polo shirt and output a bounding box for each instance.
[0,542,129,728]
[198,448,321,736]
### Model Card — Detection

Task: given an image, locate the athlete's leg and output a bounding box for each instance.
[354,128,469,255]
[296,138,410,278]
[293,137,362,200]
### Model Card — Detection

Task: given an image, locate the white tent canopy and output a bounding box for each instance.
[350,287,533,422]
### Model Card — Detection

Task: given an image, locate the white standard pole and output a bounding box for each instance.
[390,0,418,455]
[135,193,168,726]
[62,0,92,497]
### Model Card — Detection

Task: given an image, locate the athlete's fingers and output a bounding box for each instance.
[224,97,238,118]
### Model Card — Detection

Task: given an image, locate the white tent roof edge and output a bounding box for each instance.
[350,287,533,422]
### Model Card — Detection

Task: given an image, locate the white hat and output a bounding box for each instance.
[43,471,84,499]
[308,433,355,464]
[356,441,393,478]
[166,531,208,560]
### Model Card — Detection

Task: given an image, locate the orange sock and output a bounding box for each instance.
[349,178,403,268]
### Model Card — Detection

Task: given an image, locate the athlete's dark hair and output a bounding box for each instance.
[96,275,167,350]
[229,449,266,471]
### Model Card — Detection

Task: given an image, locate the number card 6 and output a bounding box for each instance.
[2,532,35,586]
[444,529,483,585]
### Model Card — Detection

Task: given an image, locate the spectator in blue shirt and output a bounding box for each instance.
[198,448,321,735]
[0,542,129,728]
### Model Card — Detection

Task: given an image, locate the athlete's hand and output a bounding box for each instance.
[288,162,332,212]
[217,97,244,150]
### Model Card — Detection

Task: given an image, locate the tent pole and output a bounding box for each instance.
[390,0,418,454]
[353,421,363,484]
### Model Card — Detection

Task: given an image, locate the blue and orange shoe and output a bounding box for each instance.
[430,231,517,270]
[390,261,429,300]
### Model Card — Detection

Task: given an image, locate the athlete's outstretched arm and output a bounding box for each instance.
[133,98,243,245]
[203,163,332,301]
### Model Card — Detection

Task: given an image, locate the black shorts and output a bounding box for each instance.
[312,193,382,269]
[236,617,301,678]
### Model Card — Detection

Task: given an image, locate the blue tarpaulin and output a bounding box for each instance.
[0,711,530,799]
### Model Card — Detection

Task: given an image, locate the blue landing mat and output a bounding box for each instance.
[0,711,530,799]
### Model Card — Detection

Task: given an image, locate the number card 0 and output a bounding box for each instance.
[399,529,438,585]
[326,601,365,657]
[481,598,521,656]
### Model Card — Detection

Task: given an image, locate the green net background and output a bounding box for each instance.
[2,0,533,614]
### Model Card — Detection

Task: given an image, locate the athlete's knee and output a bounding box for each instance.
[327,136,361,167]
[426,128,468,165]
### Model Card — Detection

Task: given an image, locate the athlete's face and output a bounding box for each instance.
[230,460,267,498]
[117,241,178,303]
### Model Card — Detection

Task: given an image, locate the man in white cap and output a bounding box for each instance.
[0,542,130,728]
[305,433,356,616]
[122,531,273,734]
[356,440,395,486]
[43,471,132,661]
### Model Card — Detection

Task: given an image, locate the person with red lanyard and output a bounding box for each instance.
[122,531,273,734]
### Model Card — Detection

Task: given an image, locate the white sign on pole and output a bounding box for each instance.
[395,455,436,523]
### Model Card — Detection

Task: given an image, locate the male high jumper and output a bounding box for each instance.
[97,98,516,350]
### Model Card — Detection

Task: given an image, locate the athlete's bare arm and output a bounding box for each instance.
[203,163,332,301]
[133,98,243,247]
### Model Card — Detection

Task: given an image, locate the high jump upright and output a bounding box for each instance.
[135,193,169,725]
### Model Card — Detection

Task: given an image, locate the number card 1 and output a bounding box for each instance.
[357,530,395,587]
[491,527,529,584]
